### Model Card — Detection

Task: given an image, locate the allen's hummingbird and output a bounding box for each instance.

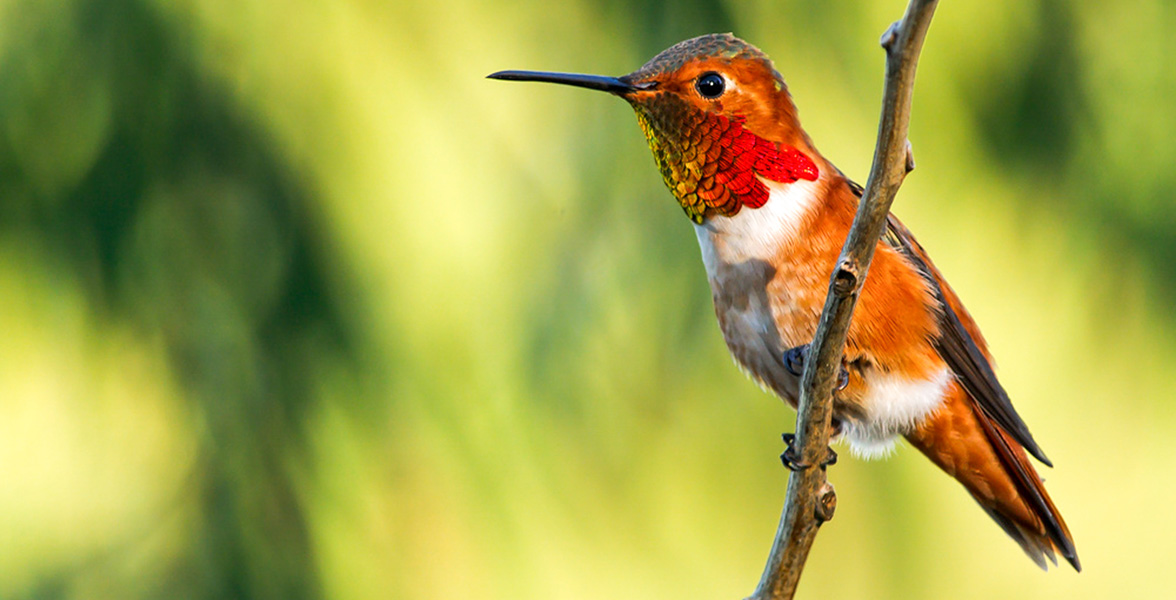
[490,33,1078,571]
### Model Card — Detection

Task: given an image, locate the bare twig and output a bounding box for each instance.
[746,2,940,599]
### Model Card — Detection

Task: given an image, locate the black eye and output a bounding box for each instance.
[695,72,725,99]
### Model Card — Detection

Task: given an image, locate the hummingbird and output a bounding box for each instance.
[489,33,1079,571]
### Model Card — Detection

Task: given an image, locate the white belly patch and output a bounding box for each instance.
[841,368,952,459]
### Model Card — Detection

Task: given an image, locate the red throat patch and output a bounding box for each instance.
[635,107,819,223]
[716,119,820,210]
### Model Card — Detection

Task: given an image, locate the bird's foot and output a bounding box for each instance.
[782,345,807,377]
[780,433,839,471]
[782,344,849,391]
[780,433,808,471]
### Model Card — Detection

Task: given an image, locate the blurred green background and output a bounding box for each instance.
[1,0,1173,598]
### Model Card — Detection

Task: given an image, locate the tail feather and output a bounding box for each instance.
[972,395,1079,570]
[906,382,1080,571]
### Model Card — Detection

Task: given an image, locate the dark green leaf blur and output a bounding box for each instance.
[0,1,1171,598]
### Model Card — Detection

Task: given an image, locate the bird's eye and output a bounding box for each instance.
[695,72,725,99]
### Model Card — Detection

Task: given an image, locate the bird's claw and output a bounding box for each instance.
[783,346,807,378]
[782,344,850,391]
[823,446,838,468]
[780,433,809,471]
[780,432,839,471]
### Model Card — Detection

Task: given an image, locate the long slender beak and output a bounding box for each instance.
[486,70,653,95]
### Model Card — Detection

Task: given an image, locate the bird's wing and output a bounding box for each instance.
[843,179,1052,466]
[883,212,1053,466]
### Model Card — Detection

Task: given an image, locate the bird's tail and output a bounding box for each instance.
[905,382,1080,571]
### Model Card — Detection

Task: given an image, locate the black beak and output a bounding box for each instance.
[486,70,653,95]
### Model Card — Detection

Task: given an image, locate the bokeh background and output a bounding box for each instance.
[1,0,1173,598]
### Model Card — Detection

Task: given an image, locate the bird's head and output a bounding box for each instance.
[490,33,820,223]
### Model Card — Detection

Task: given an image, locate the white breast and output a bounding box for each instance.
[693,177,824,268]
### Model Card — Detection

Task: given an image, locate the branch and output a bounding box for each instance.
[746,2,939,599]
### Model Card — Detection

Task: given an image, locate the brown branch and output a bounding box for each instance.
[745,2,940,599]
